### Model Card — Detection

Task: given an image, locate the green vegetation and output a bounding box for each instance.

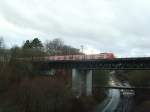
[126,70,150,112]
[115,70,150,112]
[92,70,109,102]
[115,70,150,87]
[126,70,150,87]
[0,37,100,112]
[93,70,109,86]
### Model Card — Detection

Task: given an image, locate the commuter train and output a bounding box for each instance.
[46,53,115,61]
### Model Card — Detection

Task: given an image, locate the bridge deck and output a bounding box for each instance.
[16,57,150,70]
[94,86,150,90]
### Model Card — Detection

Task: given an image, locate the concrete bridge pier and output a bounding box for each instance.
[72,68,92,96]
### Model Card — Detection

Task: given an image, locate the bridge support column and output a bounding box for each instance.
[86,70,92,96]
[72,68,82,96]
[72,69,92,96]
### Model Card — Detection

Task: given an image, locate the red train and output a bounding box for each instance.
[46,53,115,61]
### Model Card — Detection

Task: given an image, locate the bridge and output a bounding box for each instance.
[17,57,150,96]
[31,57,150,70]
[94,86,150,90]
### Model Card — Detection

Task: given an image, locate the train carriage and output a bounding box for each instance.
[47,53,115,61]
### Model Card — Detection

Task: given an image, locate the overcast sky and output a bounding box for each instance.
[0,0,150,57]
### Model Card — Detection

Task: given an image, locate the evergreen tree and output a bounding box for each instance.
[31,38,43,49]
[23,38,43,49]
[23,40,31,49]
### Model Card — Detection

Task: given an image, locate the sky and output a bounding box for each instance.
[0,0,150,57]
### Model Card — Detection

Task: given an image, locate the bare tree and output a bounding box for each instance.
[0,37,4,49]
[45,38,64,55]
[45,38,80,55]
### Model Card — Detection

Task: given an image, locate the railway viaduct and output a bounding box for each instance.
[19,57,150,96]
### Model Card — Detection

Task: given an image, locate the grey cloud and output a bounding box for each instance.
[0,0,150,57]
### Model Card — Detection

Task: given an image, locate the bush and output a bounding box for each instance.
[14,78,73,112]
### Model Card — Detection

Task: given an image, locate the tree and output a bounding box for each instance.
[0,37,5,49]
[22,38,45,57]
[126,70,150,87]
[45,38,80,55]
[23,40,31,49]
[61,45,80,55]
[45,38,63,55]
[23,38,43,49]
[93,70,109,86]
[10,46,22,58]
[31,38,43,49]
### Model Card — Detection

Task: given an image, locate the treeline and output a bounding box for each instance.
[9,38,81,59]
